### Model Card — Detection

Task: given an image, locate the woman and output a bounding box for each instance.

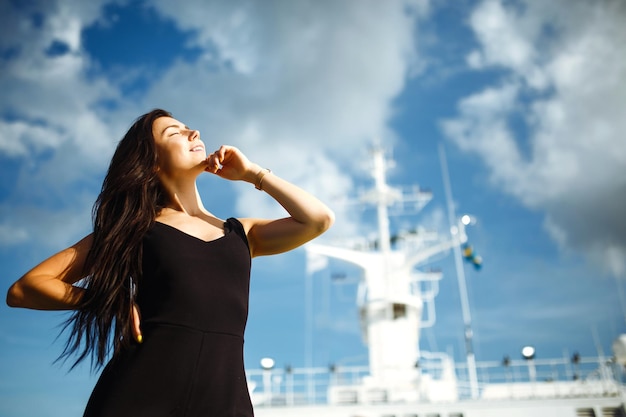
[6,109,334,416]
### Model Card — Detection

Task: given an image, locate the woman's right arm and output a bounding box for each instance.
[6,234,93,310]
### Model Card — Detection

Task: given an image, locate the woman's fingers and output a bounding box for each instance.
[205,146,254,181]
[204,151,221,173]
[131,303,142,344]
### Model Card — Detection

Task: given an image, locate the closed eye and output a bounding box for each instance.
[162,124,190,137]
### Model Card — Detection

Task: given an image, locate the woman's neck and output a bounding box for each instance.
[161,177,206,217]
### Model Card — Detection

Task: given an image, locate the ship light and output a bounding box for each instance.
[260,357,275,370]
[522,346,536,360]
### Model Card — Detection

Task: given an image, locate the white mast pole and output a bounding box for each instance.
[439,143,479,399]
[372,148,391,254]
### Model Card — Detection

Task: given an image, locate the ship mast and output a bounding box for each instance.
[307,145,471,402]
[372,149,392,254]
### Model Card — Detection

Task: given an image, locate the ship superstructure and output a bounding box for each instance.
[248,147,626,417]
[305,146,466,404]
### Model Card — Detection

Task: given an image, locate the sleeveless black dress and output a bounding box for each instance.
[84,218,254,417]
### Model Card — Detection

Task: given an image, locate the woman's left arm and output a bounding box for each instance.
[207,145,335,257]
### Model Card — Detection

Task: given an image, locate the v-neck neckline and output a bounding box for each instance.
[154,221,228,244]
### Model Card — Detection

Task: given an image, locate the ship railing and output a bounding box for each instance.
[455,356,624,400]
[247,365,370,406]
[247,356,624,406]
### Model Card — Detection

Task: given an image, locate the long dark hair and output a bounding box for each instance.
[60,109,171,369]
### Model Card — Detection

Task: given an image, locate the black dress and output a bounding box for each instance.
[84,218,254,417]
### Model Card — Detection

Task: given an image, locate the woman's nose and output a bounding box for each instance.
[188,129,200,141]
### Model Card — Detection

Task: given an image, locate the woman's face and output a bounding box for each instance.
[151,116,207,178]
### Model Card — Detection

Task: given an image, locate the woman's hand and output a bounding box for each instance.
[205,145,258,184]
[131,303,143,344]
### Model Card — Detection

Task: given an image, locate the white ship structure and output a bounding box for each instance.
[247,146,626,417]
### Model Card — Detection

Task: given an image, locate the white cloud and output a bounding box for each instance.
[0,198,92,249]
[0,120,61,157]
[441,83,526,189]
[0,224,29,246]
[0,0,425,248]
[442,0,626,276]
[466,0,535,71]
[0,1,124,163]
[0,0,126,246]
[144,0,425,236]
[146,0,421,150]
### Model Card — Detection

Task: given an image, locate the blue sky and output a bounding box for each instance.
[1,0,625,415]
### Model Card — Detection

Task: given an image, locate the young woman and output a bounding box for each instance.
[6,109,334,416]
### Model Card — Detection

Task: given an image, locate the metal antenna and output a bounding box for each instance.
[439,143,479,399]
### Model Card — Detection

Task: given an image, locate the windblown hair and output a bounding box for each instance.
[60,109,171,369]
